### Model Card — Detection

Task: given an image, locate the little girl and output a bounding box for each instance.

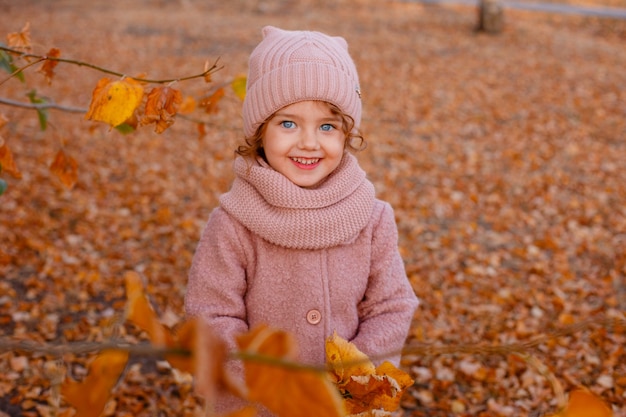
[185,26,419,414]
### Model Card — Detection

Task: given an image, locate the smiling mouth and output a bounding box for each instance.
[290,157,320,165]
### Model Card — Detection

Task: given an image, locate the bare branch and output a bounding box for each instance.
[0,97,86,113]
[0,46,222,84]
[1,337,188,357]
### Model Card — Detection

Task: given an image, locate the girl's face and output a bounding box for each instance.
[262,100,345,188]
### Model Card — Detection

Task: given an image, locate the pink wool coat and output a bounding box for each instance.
[185,153,419,414]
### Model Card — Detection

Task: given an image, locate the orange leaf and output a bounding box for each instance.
[197,122,207,140]
[124,271,173,346]
[7,22,32,53]
[140,86,183,133]
[0,142,21,179]
[61,349,129,417]
[38,48,61,84]
[124,272,228,403]
[49,149,78,189]
[325,334,414,414]
[85,77,144,128]
[166,318,227,403]
[200,88,224,114]
[178,95,196,115]
[547,388,613,417]
[238,325,345,417]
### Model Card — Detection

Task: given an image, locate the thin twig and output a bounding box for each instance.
[0,46,222,85]
[403,316,625,357]
[2,338,186,357]
[0,97,86,113]
[0,57,45,86]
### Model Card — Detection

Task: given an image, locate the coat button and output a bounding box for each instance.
[306,309,321,325]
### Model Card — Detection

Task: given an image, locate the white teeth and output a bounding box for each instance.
[291,157,319,165]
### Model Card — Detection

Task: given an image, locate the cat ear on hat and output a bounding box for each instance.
[261,25,284,38]
[332,36,348,50]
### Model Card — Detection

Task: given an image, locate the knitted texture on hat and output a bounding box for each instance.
[242,25,362,138]
[220,153,375,250]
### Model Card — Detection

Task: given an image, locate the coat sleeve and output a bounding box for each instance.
[184,207,250,351]
[350,201,419,366]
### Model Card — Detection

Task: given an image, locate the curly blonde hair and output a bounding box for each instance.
[236,102,366,160]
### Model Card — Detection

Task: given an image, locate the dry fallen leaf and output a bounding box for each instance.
[140,86,183,133]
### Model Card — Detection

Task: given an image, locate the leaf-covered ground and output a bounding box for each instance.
[1,0,625,416]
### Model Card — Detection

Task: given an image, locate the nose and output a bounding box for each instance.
[298,128,321,150]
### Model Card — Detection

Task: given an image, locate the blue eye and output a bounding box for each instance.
[281,121,295,129]
[320,124,334,132]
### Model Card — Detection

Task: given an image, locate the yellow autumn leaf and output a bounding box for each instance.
[238,325,345,417]
[85,77,144,128]
[325,331,376,385]
[61,349,129,417]
[545,388,613,417]
[231,74,247,101]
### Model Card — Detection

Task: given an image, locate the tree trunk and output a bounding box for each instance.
[477,0,505,34]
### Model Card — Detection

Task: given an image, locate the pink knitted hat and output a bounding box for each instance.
[242,26,362,138]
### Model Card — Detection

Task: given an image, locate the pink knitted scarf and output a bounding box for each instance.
[220,153,375,250]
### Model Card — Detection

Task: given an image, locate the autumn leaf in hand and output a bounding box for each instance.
[237,324,345,417]
[140,86,183,133]
[325,332,414,416]
[545,388,613,417]
[326,331,375,385]
[61,349,129,417]
[49,148,78,189]
[85,77,144,128]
